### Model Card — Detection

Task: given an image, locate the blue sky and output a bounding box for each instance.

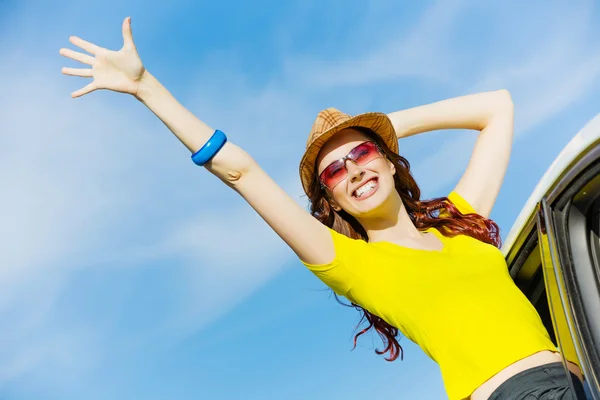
[1,0,600,399]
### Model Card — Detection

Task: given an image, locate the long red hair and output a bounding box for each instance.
[306,127,501,361]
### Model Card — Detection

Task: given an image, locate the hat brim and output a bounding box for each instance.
[299,112,398,195]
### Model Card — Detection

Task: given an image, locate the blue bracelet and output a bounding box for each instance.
[191,130,228,166]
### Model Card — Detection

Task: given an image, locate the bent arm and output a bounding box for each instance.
[136,71,335,265]
[387,90,514,218]
[387,90,512,139]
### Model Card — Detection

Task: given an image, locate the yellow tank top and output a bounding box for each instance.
[302,191,557,400]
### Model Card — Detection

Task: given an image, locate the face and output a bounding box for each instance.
[316,128,398,218]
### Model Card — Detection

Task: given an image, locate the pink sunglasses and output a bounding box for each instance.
[319,141,383,190]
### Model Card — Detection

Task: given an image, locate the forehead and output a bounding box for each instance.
[316,128,371,172]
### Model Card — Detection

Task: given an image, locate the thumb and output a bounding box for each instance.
[122,16,136,49]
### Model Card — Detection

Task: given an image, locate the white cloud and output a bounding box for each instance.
[470,1,600,134]
[0,8,313,384]
[409,1,600,196]
[283,0,467,87]
[154,206,293,336]
[0,56,157,382]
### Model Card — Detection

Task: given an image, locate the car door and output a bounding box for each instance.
[503,114,600,400]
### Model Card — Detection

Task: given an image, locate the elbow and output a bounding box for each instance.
[205,143,258,188]
[478,90,513,131]
[495,89,514,110]
[485,89,513,126]
[214,163,255,190]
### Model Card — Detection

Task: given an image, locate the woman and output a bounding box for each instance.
[59,17,587,400]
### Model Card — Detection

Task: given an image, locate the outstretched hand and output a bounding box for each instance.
[60,17,146,98]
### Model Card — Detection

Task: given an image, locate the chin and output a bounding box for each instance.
[355,194,388,215]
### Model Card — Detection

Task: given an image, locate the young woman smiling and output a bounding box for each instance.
[60,17,587,400]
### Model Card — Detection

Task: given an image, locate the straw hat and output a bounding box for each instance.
[299,108,398,195]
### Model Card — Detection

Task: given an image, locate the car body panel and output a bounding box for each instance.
[502,113,600,400]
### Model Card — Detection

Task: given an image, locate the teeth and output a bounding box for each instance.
[355,180,377,198]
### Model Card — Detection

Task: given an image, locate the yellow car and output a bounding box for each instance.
[503,114,600,400]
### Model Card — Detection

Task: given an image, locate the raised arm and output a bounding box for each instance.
[387,90,514,218]
[59,17,334,266]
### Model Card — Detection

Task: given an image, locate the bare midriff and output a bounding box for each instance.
[470,351,583,400]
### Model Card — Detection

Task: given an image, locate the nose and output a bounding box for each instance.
[345,159,365,183]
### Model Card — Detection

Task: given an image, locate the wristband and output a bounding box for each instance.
[191,130,228,166]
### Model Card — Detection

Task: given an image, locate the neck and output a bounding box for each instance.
[356,195,422,243]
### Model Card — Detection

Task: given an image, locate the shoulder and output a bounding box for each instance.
[300,227,374,296]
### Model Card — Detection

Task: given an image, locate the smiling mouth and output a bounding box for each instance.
[352,178,379,200]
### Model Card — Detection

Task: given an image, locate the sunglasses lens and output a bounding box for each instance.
[350,142,380,165]
[321,160,346,189]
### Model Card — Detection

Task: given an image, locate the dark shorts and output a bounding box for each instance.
[488,362,587,400]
